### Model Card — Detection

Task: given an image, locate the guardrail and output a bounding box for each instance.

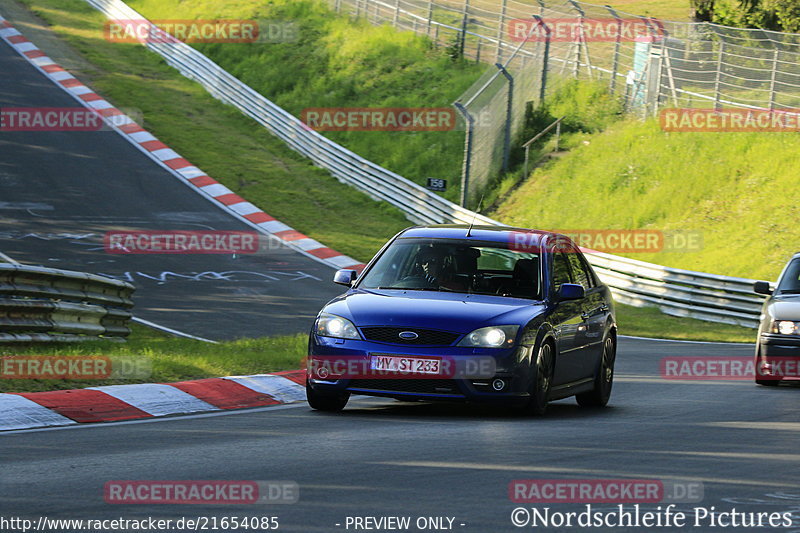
[81,0,765,328]
[0,264,135,342]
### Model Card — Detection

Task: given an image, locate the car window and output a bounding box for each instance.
[357,238,542,299]
[566,251,590,289]
[551,251,572,292]
[777,258,800,293]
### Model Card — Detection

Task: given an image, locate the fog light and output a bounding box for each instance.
[492,378,506,391]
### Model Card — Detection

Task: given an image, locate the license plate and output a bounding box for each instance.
[370,354,442,375]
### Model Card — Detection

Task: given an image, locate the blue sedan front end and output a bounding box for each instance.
[306,225,617,415]
[310,289,542,403]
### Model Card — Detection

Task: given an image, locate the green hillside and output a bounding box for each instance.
[492,117,800,280]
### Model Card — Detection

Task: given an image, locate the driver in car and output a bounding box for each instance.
[416,246,465,292]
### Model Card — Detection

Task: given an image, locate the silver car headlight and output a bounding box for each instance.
[457,325,519,348]
[315,313,361,340]
[772,320,800,336]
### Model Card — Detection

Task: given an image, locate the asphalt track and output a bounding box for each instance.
[2,338,799,532]
[0,36,344,340]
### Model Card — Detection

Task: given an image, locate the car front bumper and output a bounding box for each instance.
[757,334,800,380]
[308,334,534,404]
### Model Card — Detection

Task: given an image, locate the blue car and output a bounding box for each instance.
[306,225,617,415]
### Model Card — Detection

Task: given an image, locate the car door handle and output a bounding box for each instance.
[582,305,609,320]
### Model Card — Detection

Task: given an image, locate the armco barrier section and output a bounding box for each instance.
[0,264,135,342]
[80,0,765,328]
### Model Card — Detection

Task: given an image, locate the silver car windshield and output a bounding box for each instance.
[358,238,542,300]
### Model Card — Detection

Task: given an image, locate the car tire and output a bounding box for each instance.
[306,381,350,412]
[576,334,616,408]
[526,341,554,416]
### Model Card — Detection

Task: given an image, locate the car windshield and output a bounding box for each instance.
[358,238,542,299]
[777,258,800,293]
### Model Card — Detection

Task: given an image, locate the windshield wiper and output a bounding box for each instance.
[778,289,800,294]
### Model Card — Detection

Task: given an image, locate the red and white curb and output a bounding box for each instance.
[0,15,365,272]
[0,370,306,431]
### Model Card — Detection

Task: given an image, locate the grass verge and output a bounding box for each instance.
[492,117,800,281]
[0,324,307,393]
[616,303,755,343]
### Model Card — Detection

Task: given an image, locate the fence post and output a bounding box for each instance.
[714,41,724,110]
[644,47,663,117]
[496,63,514,172]
[555,121,561,151]
[426,0,434,37]
[568,0,584,78]
[495,0,508,63]
[454,102,474,207]
[393,0,400,26]
[335,0,342,13]
[533,15,550,102]
[460,0,470,59]
[769,48,779,109]
[476,40,482,63]
[606,5,622,93]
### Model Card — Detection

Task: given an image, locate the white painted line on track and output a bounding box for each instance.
[619,334,754,346]
[132,316,218,343]
[0,251,20,264]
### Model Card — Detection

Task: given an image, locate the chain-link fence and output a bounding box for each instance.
[329,0,800,204]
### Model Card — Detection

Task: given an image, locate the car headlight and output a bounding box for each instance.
[457,325,519,348]
[772,320,800,335]
[315,313,361,340]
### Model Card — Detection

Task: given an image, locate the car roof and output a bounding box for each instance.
[397,225,571,247]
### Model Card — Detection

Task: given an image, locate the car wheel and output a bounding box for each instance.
[527,341,554,416]
[306,381,350,412]
[576,334,616,408]
[754,347,781,387]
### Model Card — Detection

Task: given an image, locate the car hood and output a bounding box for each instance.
[767,295,800,321]
[323,289,545,332]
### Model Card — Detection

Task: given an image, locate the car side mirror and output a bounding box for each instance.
[753,281,773,295]
[333,269,358,287]
[557,283,585,301]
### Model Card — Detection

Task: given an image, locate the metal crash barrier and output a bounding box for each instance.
[0,264,135,342]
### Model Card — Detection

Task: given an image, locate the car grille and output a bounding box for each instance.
[348,379,462,395]
[360,327,460,346]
